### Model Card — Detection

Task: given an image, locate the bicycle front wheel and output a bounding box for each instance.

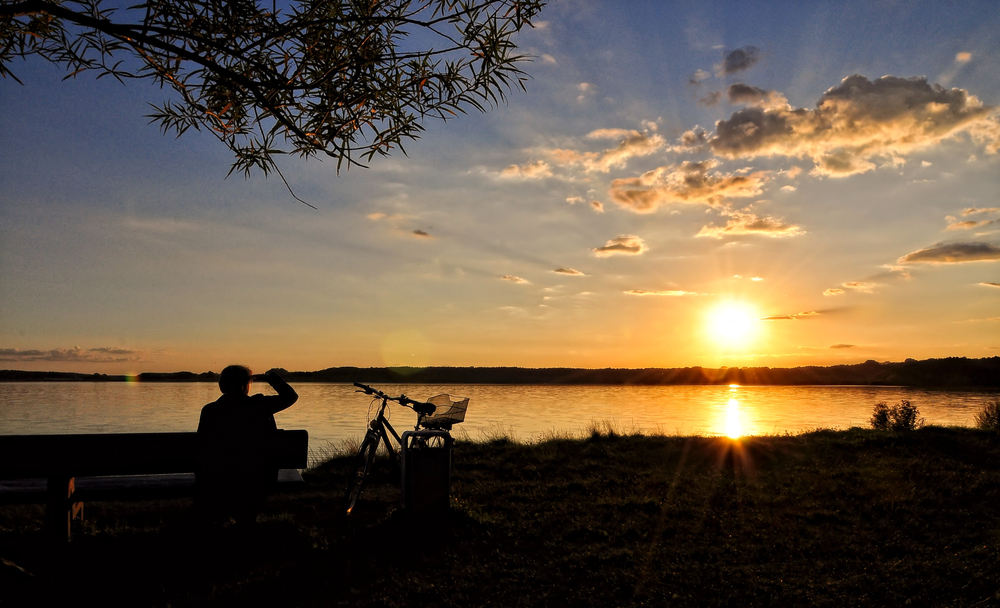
[345,432,379,514]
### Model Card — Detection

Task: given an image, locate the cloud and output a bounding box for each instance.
[823,280,878,294]
[696,209,803,238]
[759,311,820,320]
[781,185,796,192]
[689,69,711,85]
[956,52,972,64]
[830,344,855,349]
[699,91,722,107]
[500,275,530,284]
[678,128,708,148]
[980,282,1000,288]
[499,160,553,179]
[624,290,701,296]
[367,212,386,220]
[0,346,142,363]
[899,241,1000,264]
[541,54,557,65]
[609,159,767,212]
[785,166,803,178]
[842,281,878,292]
[553,268,585,276]
[590,200,604,213]
[412,229,434,238]
[963,207,1000,216]
[577,82,596,102]
[709,75,1000,177]
[718,46,761,76]
[548,130,665,173]
[593,235,648,257]
[946,219,995,231]
[727,83,789,111]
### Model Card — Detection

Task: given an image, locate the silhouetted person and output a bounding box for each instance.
[197,365,298,526]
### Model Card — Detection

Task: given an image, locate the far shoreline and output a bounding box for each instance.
[1,356,998,388]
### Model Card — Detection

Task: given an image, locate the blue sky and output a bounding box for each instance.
[1,0,998,373]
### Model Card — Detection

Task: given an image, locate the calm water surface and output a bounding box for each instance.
[1,383,996,457]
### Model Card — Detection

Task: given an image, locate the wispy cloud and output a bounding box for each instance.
[412,229,434,238]
[593,235,648,257]
[553,268,585,276]
[609,160,767,212]
[546,130,665,173]
[577,82,596,103]
[899,241,1000,264]
[824,280,879,295]
[0,346,142,363]
[499,160,553,179]
[946,219,995,231]
[759,311,820,320]
[842,281,878,292]
[689,69,711,85]
[830,344,855,349]
[500,275,530,284]
[963,207,1000,216]
[708,75,1000,177]
[981,282,1000,288]
[698,91,722,107]
[696,208,803,239]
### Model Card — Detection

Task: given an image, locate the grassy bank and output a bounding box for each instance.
[2,426,1000,606]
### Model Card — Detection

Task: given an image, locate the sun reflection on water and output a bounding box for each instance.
[721,384,745,438]
[725,398,743,438]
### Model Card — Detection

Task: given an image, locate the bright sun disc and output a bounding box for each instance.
[707,303,758,346]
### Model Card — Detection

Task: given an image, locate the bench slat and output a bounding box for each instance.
[0,469,305,504]
[0,430,308,478]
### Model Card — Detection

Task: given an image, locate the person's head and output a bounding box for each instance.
[219,365,252,396]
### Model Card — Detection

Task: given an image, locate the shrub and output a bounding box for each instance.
[870,399,924,431]
[973,400,1000,430]
[870,401,891,430]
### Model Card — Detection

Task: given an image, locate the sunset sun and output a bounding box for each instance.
[707,303,760,347]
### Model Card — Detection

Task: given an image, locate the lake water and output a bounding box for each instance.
[1,383,996,461]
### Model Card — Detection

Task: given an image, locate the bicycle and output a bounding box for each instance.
[345,381,469,514]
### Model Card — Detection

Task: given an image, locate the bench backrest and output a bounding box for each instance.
[0,430,308,479]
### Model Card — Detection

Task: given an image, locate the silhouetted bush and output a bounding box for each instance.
[973,400,1000,430]
[870,400,923,431]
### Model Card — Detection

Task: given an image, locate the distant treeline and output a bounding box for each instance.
[3,357,997,387]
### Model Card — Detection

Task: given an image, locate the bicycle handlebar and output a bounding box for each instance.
[353,382,436,416]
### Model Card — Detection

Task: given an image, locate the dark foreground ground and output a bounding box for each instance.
[2,426,999,607]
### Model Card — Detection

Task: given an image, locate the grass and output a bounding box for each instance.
[2,426,1000,607]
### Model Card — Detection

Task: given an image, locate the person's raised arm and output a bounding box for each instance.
[262,371,298,413]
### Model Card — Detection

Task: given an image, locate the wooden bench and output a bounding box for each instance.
[0,430,308,541]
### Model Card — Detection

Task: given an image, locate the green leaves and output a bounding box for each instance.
[2,0,545,177]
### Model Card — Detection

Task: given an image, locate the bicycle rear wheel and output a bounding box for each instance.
[345,431,379,514]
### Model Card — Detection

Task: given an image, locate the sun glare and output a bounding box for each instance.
[725,398,743,438]
[707,303,759,347]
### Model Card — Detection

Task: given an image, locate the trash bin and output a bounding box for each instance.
[400,430,453,512]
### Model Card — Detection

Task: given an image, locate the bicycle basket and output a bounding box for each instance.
[419,394,469,429]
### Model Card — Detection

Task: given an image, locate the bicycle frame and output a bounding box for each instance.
[366,395,406,463]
